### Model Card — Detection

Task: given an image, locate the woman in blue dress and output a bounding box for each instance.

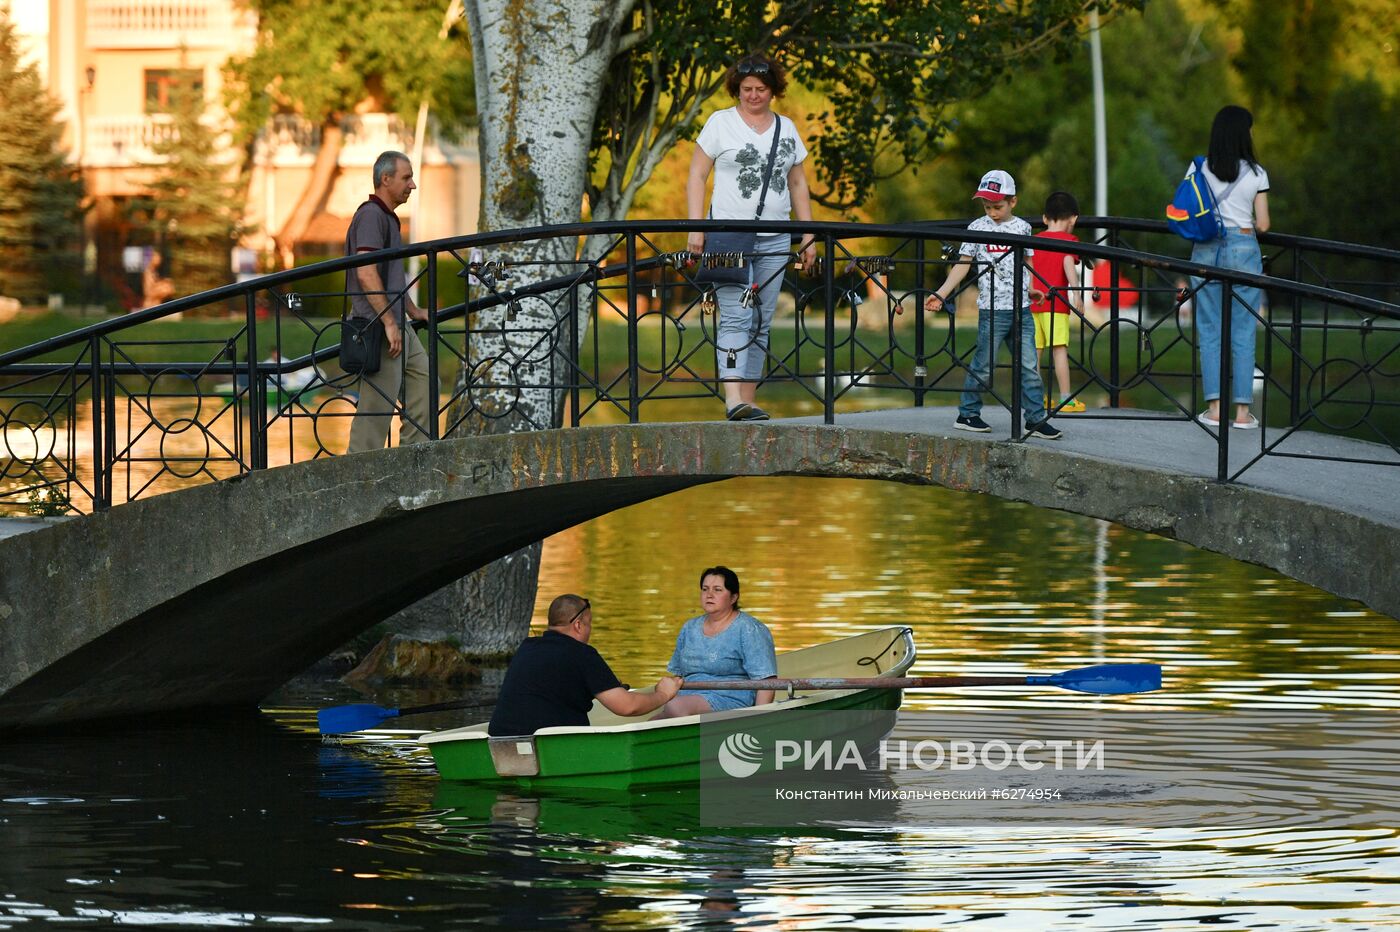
[654,566,778,718]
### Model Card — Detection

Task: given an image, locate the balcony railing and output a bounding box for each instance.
[82,113,453,170]
[85,114,177,166]
[264,113,412,162]
[86,0,256,49]
[84,114,236,168]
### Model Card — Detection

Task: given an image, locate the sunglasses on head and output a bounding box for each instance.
[567,598,591,626]
[736,61,771,76]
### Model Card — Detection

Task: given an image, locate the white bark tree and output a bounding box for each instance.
[394,0,1145,654]
[391,0,637,654]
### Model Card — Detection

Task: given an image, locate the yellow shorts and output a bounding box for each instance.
[1033,311,1070,349]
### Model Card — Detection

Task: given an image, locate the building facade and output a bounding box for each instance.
[20,0,480,307]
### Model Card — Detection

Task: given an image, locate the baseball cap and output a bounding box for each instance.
[973,169,1016,201]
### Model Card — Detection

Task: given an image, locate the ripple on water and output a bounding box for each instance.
[4,478,1398,929]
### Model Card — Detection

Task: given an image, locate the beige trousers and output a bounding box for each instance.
[346,327,432,454]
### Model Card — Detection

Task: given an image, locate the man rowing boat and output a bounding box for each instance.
[487,594,682,737]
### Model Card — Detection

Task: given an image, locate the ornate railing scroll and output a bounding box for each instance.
[2,219,1397,514]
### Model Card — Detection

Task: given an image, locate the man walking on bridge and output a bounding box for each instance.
[345,150,432,454]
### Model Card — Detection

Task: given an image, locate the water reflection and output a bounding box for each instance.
[2,477,1398,928]
[541,477,1400,712]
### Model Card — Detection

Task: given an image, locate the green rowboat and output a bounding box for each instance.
[420,625,917,790]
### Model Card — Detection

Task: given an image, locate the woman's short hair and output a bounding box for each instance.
[725,55,787,97]
[699,565,741,609]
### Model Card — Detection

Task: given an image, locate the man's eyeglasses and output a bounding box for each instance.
[736,61,771,76]
[567,598,591,626]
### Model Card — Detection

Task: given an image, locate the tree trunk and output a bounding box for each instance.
[272,119,344,269]
[374,544,540,658]
[381,0,629,655]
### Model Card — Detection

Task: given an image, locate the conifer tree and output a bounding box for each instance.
[136,75,245,301]
[0,11,83,303]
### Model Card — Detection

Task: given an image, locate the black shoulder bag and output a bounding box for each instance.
[340,204,387,375]
[696,115,786,286]
[339,312,384,375]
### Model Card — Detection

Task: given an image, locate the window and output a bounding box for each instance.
[144,69,204,113]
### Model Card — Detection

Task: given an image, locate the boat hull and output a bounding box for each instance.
[423,626,916,789]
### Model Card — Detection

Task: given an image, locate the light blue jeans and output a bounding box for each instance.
[715,236,789,381]
[959,304,1048,422]
[1191,230,1262,404]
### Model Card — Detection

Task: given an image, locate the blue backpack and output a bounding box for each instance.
[1165,156,1240,242]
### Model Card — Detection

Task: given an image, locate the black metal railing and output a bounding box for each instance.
[1,218,1397,515]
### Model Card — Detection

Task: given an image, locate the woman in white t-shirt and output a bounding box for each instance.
[1188,105,1271,430]
[686,55,816,422]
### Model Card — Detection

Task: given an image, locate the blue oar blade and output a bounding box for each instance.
[316,703,397,735]
[1032,663,1162,695]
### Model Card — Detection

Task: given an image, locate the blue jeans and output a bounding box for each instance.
[1191,230,1262,404]
[715,237,789,381]
[959,305,1048,422]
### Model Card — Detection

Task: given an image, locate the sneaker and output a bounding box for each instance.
[741,406,771,421]
[954,415,992,433]
[1057,398,1087,413]
[1026,420,1062,441]
[725,403,753,421]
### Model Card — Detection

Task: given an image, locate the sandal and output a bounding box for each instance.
[725,403,754,421]
[1231,414,1260,430]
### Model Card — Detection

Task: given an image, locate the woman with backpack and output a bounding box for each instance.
[1188,105,1271,429]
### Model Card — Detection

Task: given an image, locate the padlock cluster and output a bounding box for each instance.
[853,256,895,275]
[467,259,513,288]
[703,252,748,269]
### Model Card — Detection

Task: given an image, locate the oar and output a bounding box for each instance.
[684,663,1161,695]
[317,698,482,736]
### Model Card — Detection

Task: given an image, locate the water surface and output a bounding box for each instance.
[2,478,1397,929]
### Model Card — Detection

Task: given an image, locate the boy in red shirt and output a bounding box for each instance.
[1030,191,1088,413]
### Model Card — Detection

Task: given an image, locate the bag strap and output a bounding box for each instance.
[752,114,785,220]
[1195,156,1245,214]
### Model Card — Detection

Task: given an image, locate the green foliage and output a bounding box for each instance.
[868,0,1399,264]
[1278,78,1399,258]
[132,79,246,298]
[590,0,1143,215]
[1202,0,1400,261]
[224,0,476,144]
[0,11,84,302]
[874,0,1236,227]
[27,484,71,517]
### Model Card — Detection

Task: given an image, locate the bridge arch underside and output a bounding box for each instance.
[1,423,1394,731]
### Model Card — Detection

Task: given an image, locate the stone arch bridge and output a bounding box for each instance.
[2,412,1396,731]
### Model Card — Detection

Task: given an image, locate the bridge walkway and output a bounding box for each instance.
[814,404,1400,529]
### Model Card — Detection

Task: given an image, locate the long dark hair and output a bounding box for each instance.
[699,565,741,611]
[1206,105,1259,183]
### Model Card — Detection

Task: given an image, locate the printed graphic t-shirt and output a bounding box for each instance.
[958,215,1036,310]
[698,108,808,240]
